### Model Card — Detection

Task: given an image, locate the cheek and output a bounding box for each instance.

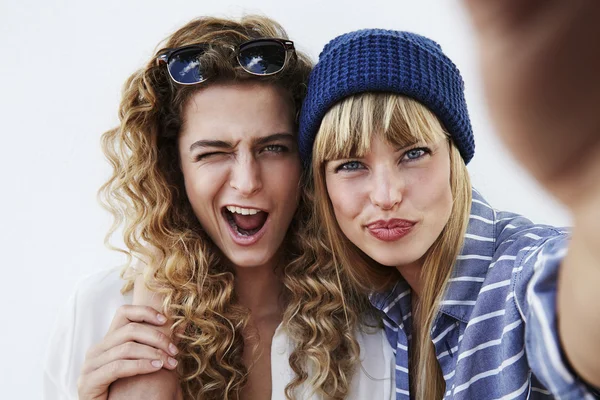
[325,176,365,226]
[432,158,453,215]
[182,165,225,215]
[268,159,301,204]
[407,160,453,221]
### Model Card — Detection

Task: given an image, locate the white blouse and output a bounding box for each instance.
[43,267,395,399]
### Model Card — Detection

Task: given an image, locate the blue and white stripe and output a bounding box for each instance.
[370,189,599,399]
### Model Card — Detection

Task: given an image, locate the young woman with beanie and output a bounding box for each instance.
[298,1,600,398]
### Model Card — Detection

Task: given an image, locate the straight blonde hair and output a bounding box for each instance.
[309,93,472,399]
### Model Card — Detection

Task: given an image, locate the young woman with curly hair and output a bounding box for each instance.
[43,15,394,400]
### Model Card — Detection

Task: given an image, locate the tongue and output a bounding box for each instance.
[232,212,267,231]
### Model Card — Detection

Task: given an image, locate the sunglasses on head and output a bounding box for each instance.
[156,38,295,85]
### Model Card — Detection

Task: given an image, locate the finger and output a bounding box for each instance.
[85,342,178,373]
[79,359,164,396]
[107,304,167,333]
[97,322,179,357]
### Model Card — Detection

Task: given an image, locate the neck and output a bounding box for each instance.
[396,260,424,298]
[234,259,284,321]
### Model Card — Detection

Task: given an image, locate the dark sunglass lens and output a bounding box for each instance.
[238,41,286,75]
[168,48,206,84]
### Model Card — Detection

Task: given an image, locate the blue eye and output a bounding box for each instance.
[336,161,364,171]
[403,147,429,162]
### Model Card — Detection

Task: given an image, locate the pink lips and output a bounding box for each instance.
[366,219,415,242]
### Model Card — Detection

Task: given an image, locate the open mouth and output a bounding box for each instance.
[222,205,269,243]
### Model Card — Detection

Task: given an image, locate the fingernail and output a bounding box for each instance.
[151,360,163,368]
[168,357,178,367]
[169,343,179,355]
[156,314,167,323]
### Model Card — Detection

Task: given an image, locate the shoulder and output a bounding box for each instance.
[470,188,567,249]
[43,267,132,399]
[480,206,569,326]
[471,188,569,282]
[463,190,568,291]
[466,192,569,316]
[67,266,133,349]
[73,266,133,308]
[489,208,568,288]
[493,209,568,255]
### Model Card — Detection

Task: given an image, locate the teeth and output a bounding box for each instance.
[226,206,260,215]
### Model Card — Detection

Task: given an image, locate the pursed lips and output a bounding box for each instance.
[365,218,416,229]
[364,218,417,242]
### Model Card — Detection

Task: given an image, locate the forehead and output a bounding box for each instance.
[179,81,295,143]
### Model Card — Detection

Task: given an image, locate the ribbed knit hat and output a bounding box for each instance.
[298,29,474,166]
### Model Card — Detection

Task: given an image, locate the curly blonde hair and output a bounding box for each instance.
[99,15,368,400]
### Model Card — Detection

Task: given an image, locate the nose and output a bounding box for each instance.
[229,152,262,196]
[369,166,402,210]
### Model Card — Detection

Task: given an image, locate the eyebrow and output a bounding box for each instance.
[189,133,294,152]
[189,140,231,152]
[252,133,294,147]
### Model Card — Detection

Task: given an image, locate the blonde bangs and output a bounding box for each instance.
[313,93,449,165]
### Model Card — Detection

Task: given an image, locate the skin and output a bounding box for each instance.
[178,81,301,270]
[325,136,453,295]
[78,81,302,400]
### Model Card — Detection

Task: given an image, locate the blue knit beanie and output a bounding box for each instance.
[298,29,474,166]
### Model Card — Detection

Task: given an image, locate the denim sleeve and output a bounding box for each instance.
[512,233,600,399]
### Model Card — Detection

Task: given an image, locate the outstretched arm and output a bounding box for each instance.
[463,0,600,387]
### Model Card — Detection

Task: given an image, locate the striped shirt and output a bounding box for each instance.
[370,189,599,399]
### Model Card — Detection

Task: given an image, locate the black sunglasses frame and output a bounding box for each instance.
[156,38,295,85]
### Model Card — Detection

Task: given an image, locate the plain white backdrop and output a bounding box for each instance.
[0,0,570,398]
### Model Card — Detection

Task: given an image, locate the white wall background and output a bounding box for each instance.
[0,0,570,398]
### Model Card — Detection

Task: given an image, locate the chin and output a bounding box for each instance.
[362,245,423,268]
[226,251,275,269]
[369,253,405,268]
